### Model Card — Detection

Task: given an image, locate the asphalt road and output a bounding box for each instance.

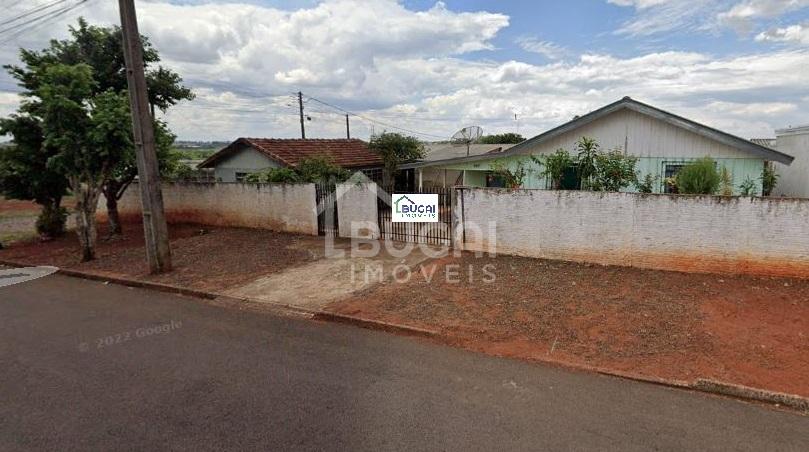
[0,273,807,451]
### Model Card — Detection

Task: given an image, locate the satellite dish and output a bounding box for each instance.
[451,126,483,156]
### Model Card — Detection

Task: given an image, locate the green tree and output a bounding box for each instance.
[4,18,193,237]
[676,158,721,195]
[368,132,426,186]
[37,64,154,261]
[533,148,574,190]
[0,115,69,238]
[477,133,525,144]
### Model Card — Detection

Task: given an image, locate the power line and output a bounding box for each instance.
[0,0,90,46]
[304,94,447,139]
[0,0,72,28]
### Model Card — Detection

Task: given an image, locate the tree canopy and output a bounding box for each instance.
[368,132,426,186]
[477,133,525,144]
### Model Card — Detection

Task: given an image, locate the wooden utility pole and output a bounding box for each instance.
[345,114,350,139]
[118,0,172,273]
[298,91,306,139]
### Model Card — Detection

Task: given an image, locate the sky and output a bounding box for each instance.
[1,0,808,142]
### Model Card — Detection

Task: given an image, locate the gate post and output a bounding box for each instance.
[336,182,379,240]
[451,186,466,251]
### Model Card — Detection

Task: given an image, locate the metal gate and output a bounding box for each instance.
[377,185,452,246]
[316,183,338,236]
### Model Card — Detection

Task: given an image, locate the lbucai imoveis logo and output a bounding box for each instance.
[392,194,438,223]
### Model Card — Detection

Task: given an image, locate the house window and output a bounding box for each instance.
[545,164,580,190]
[486,172,506,188]
[663,164,683,193]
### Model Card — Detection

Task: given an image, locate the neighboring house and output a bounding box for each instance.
[772,125,809,198]
[198,138,384,182]
[400,97,795,195]
[397,142,516,189]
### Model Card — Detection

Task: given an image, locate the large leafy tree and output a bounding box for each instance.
[3,18,193,237]
[368,132,426,186]
[36,63,112,261]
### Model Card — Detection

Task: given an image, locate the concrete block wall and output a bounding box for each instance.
[336,182,379,239]
[108,182,319,235]
[455,188,809,278]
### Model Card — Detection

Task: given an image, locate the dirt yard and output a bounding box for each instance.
[0,198,42,244]
[0,220,321,292]
[327,253,809,398]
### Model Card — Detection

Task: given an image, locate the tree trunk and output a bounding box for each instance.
[73,182,100,262]
[105,189,122,237]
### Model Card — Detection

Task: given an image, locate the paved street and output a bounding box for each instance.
[1,273,807,451]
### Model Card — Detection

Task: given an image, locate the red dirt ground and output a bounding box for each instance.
[0,221,318,291]
[327,253,809,398]
[0,198,40,214]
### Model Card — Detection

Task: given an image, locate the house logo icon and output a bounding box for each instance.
[393,195,416,214]
[392,193,438,223]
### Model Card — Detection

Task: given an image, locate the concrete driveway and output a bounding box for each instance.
[225,238,444,310]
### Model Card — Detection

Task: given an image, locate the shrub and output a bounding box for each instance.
[491,160,527,189]
[635,173,658,193]
[245,168,301,184]
[739,176,757,196]
[675,158,721,194]
[761,163,778,196]
[35,204,68,238]
[533,149,574,190]
[295,156,349,183]
[575,137,599,189]
[592,150,638,192]
[719,166,733,196]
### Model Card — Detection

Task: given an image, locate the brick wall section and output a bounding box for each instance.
[454,188,809,278]
[106,182,318,235]
[336,182,379,239]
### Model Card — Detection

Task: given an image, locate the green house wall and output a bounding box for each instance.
[441,156,764,195]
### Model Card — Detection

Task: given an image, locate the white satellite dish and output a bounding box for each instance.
[451,126,483,156]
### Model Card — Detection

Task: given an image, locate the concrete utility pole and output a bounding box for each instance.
[345,114,350,139]
[298,91,306,139]
[118,0,172,273]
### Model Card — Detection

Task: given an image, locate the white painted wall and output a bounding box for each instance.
[336,182,379,239]
[774,125,809,198]
[455,188,809,278]
[513,108,754,159]
[107,182,318,235]
[213,144,280,182]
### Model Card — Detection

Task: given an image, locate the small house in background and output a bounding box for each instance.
[401,97,795,195]
[198,138,384,183]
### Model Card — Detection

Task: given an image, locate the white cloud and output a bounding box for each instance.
[1,0,808,141]
[718,0,809,32]
[705,100,798,116]
[515,37,566,59]
[609,0,809,35]
[756,21,809,44]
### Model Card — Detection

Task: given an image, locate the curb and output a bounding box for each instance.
[0,259,217,300]
[2,258,806,413]
[312,311,438,338]
[693,379,809,412]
